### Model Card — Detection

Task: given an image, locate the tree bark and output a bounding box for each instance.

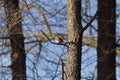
[66,0,83,80]
[97,0,116,80]
[4,0,26,80]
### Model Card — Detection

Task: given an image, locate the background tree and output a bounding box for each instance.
[3,0,26,80]
[97,0,116,80]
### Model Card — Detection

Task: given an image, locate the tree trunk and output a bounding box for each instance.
[4,0,26,80]
[66,0,83,80]
[97,0,116,80]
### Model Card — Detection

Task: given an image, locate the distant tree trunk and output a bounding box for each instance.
[97,0,116,80]
[4,0,26,80]
[66,0,82,80]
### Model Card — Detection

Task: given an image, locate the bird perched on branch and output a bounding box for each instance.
[55,36,64,44]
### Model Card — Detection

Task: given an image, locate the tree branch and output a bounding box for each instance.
[40,30,67,46]
[21,1,52,34]
[83,10,98,31]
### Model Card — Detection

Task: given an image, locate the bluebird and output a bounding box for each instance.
[55,36,64,44]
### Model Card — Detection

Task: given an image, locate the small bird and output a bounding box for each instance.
[55,36,64,44]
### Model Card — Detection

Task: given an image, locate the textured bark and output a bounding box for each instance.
[4,0,26,80]
[97,0,116,80]
[66,0,82,80]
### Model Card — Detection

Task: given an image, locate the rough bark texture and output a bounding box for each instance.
[66,0,82,80]
[4,0,26,80]
[97,0,116,80]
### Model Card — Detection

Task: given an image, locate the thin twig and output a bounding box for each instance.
[83,10,98,31]
[61,59,65,80]
[21,2,52,34]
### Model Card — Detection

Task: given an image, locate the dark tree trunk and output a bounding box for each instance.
[4,0,26,80]
[66,0,83,80]
[97,0,116,80]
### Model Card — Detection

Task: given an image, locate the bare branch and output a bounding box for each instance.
[61,59,65,80]
[21,1,52,34]
[40,30,67,46]
[83,10,98,31]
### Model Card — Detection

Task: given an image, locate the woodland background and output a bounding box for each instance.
[0,0,120,80]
